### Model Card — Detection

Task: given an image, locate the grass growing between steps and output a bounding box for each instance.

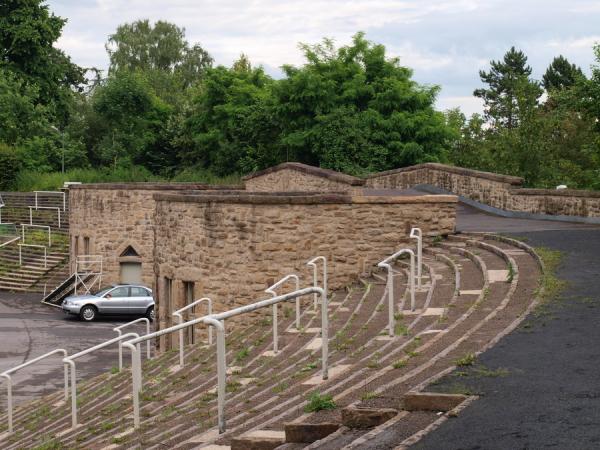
[305,392,337,412]
[520,247,567,328]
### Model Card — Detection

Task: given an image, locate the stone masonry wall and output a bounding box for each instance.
[366,163,600,218]
[153,192,457,349]
[68,183,241,288]
[244,162,365,193]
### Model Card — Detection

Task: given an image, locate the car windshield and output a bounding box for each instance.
[95,287,113,297]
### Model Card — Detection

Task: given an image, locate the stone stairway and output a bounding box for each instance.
[0,192,69,293]
[0,234,543,449]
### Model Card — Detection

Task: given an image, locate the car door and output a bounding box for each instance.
[97,286,130,314]
[129,286,150,314]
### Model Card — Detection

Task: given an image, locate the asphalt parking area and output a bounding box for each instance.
[0,291,153,406]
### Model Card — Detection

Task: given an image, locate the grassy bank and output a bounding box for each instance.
[12,166,242,191]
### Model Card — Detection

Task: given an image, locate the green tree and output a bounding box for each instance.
[543,55,584,91]
[474,47,542,129]
[178,60,276,175]
[92,72,172,170]
[106,19,213,96]
[274,33,449,174]
[0,0,85,124]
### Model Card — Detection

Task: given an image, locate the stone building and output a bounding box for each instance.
[68,162,458,349]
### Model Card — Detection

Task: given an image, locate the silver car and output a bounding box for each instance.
[62,285,155,322]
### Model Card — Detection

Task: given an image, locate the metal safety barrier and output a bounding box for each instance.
[123,286,327,433]
[410,227,423,288]
[1,349,68,433]
[378,248,416,336]
[21,223,52,247]
[173,297,213,368]
[307,256,327,310]
[28,206,61,228]
[114,318,152,371]
[34,190,66,212]
[62,333,140,428]
[265,274,300,354]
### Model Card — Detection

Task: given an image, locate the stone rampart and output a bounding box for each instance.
[366,163,600,219]
[152,191,457,348]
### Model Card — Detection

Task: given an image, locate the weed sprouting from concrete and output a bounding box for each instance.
[304,392,336,412]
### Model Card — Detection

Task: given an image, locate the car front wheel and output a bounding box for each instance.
[80,305,97,322]
[146,306,155,322]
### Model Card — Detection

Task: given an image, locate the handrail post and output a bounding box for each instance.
[65,360,77,428]
[409,252,416,311]
[204,317,226,433]
[410,228,423,288]
[321,287,328,380]
[2,374,12,433]
[378,262,394,337]
[175,312,184,367]
[378,248,416,335]
[115,329,123,371]
[294,277,300,329]
[307,256,327,312]
[124,342,141,428]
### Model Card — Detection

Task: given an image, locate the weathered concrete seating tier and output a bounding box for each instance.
[0,235,542,450]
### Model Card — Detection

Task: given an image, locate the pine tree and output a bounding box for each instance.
[474,47,542,129]
[542,55,584,91]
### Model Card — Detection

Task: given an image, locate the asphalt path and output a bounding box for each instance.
[0,292,151,407]
[416,220,600,449]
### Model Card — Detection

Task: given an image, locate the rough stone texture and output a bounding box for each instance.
[366,163,600,218]
[341,405,398,428]
[244,162,364,193]
[68,183,239,287]
[403,392,467,412]
[153,193,457,349]
[284,422,340,443]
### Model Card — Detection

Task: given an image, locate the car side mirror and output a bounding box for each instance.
[105,294,112,298]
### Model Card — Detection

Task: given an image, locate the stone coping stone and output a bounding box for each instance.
[243,162,366,186]
[70,182,243,191]
[511,187,600,198]
[231,430,285,450]
[284,422,340,443]
[364,162,524,185]
[154,191,458,205]
[403,392,468,412]
[341,405,398,429]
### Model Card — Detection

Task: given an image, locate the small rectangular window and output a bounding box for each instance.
[83,237,90,254]
[164,277,172,319]
[183,281,195,344]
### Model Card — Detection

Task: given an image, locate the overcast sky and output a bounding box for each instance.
[49,0,600,116]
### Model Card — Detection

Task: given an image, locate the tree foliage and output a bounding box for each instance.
[543,55,584,91]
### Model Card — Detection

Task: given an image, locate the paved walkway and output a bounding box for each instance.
[0,292,150,406]
[416,211,600,449]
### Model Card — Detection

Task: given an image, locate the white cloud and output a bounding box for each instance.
[48,0,600,115]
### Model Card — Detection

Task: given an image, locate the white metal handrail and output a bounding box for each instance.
[307,256,327,311]
[0,235,20,249]
[123,286,327,433]
[265,274,300,354]
[1,349,68,433]
[74,255,103,295]
[28,206,61,228]
[21,223,52,247]
[18,243,47,268]
[173,297,213,368]
[34,190,66,212]
[410,228,423,288]
[378,248,416,337]
[62,333,140,428]
[114,318,151,371]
